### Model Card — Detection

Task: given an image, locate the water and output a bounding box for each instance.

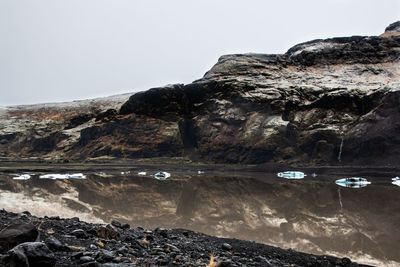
[1,169,399,266]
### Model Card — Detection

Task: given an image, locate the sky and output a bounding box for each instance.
[0,0,399,106]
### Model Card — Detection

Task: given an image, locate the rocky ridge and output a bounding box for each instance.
[1,23,400,166]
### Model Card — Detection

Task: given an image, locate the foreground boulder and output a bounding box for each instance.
[5,242,55,267]
[0,223,38,252]
[96,224,120,240]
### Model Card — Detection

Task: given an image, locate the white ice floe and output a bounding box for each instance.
[335,177,371,188]
[392,180,400,187]
[154,172,171,180]
[197,170,205,174]
[138,172,147,175]
[13,174,31,180]
[67,173,86,179]
[277,171,306,179]
[392,177,400,181]
[39,173,86,179]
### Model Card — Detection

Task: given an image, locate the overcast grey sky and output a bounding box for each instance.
[0,0,399,106]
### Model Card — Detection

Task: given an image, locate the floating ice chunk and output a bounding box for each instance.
[39,173,86,179]
[392,180,400,187]
[67,173,86,179]
[154,172,171,180]
[138,172,147,175]
[13,174,31,180]
[392,177,400,181]
[40,174,68,179]
[121,171,131,175]
[335,177,371,188]
[277,171,306,179]
[197,170,204,174]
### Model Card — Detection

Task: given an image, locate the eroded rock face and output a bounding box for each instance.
[0,94,131,160]
[382,21,400,37]
[1,22,400,166]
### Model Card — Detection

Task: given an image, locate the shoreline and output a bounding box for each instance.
[1,157,399,177]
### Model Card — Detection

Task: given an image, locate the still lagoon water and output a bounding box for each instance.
[1,168,399,266]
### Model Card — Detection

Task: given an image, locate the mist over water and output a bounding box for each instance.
[1,169,399,266]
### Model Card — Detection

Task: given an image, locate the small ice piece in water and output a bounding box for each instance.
[121,171,131,175]
[392,177,400,181]
[138,172,147,175]
[311,173,317,177]
[13,174,31,180]
[154,172,171,180]
[67,173,86,179]
[39,173,86,179]
[392,179,400,187]
[335,177,371,188]
[277,171,306,179]
[197,170,204,174]
[40,174,69,179]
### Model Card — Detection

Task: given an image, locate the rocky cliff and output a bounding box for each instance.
[1,22,400,166]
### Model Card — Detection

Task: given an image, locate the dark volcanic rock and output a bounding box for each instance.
[0,223,38,252]
[7,242,56,267]
[71,229,86,238]
[110,220,122,228]
[0,210,368,266]
[66,114,94,129]
[286,35,400,66]
[383,21,400,37]
[96,225,120,240]
[45,236,69,252]
[119,84,187,120]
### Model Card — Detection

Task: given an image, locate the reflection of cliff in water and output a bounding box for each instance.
[1,172,399,265]
[175,176,400,263]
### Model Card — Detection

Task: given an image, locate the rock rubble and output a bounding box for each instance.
[0,209,367,267]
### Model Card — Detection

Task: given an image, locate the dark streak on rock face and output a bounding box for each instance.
[119,84,188,120]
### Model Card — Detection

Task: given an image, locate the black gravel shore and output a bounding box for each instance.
[0,209,369,267]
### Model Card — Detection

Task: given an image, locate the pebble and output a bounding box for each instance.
[111,220,122,228]
[80,255,95,263]
[71,229,86,238]
[222,242,232,251]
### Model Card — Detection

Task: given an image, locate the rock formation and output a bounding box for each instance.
[1,22,400,166]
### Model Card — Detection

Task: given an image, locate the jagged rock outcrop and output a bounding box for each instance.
[1,22,400,166]
[381,21,400,37]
